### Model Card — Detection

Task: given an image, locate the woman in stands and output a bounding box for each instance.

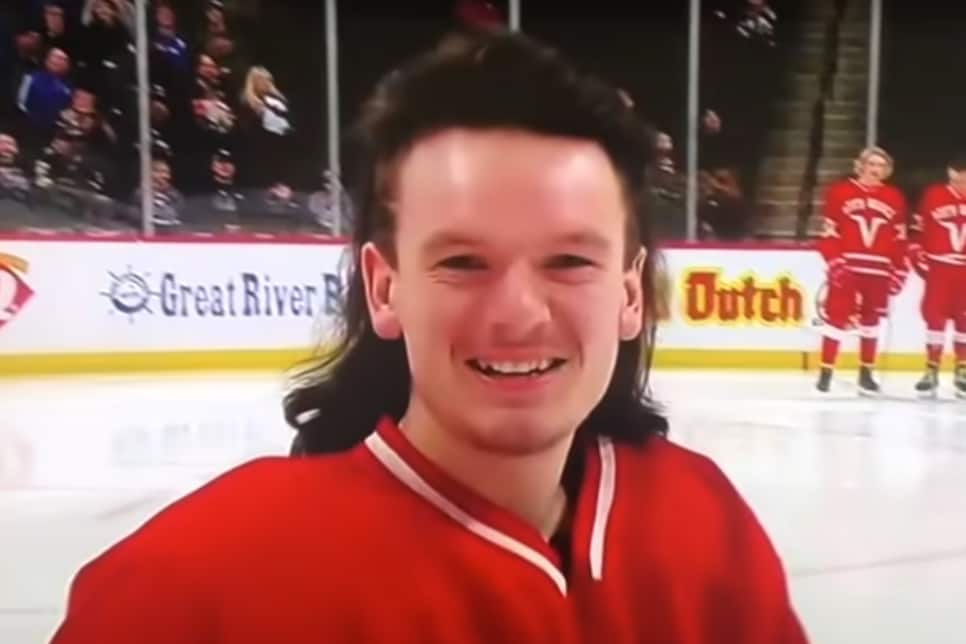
[237,65,295,211]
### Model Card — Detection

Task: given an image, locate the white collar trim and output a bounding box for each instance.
[364,432,620,594]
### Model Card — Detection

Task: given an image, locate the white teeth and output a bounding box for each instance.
[478,359,555,374]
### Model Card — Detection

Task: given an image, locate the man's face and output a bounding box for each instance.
[212,158,234,180]
[0,135,18,160]
[150,99,170,126]
[152,161,171,189]
[655,132,673,154]
[93,0,115,23]
[205,36,234,60]
[198,55,219,82]
[363,129,644,455]
[701,109,721,134]
[46,48,69,76]
[949,168,966,193]
[858,154,889,185]
[206,8,226,33]
[72,90,97,132]
[156,6,175,30]
[45,6,65,34]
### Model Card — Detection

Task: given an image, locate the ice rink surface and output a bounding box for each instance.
[2,369,965,643]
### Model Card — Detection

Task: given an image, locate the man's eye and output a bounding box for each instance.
[546,254,595,269]
[438,255,486,270]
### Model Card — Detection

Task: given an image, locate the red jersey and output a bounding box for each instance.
[911,184,966,267]
[819,178,908,278]
[51,418,807,644]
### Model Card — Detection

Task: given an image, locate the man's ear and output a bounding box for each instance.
[619,247,647,341]
[360,242,402,340]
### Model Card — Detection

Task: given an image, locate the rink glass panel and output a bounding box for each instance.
[0,0,330,236]
[877,0,966,203]
[694,0,864,243]
[520,0,689,242]
[144,0,330,236]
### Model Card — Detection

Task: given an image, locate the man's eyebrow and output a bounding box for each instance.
[420,231,482,255]
[551,230,614,251]
[420,230,614,255]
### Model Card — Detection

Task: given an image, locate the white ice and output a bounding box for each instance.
[1,369,965,643]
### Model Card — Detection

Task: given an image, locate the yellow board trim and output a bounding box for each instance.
[0,348,956,377]
[653,349,959,371]
[0,349,316,377]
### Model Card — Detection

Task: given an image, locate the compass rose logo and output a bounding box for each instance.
[100,267,160,322]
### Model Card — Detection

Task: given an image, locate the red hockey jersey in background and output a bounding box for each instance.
[911,184,966,268]
[819,178,908,278]
[50,418,808,644]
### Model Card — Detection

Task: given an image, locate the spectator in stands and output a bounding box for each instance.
[191,53,233,136]
[151,2,189,90]
[237,66,293,202]
[735,0,778,48]
[77,0,130,96]
[148,84,173,151]
[12,30,42,80]
[132,157,183,230]
[59,87,117,153]
[201,0,229,41]
[646,131,686,240]
[17,46,72,134]
[308,168,354,236]
[81,0,133,35]
[209,147,241,213]
[0,12,15,120]
[38,2,79,61]
[187,51,234,190]
[0,133,31,201]
[199,2,248,97]
[454,0,506,32]
[650,132,684,200]
[698,108,736,171]
[698,167,748,240]
[33,121,113,223]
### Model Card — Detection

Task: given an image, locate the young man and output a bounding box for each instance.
[909,154,966,397]
[52,31,807,643]
[816,146,908,395]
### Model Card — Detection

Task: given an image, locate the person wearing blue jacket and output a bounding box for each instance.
[17,46,72,133]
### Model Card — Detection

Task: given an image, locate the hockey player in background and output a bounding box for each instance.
[909,154,966,397]
[816,146,909,394]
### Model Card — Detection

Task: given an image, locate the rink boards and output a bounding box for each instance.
[0,236,946,375]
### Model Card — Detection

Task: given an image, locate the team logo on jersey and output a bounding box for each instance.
[939,221,966,253]
[847,214,887,248]
[680,268,805,327]
[0,253,35,332]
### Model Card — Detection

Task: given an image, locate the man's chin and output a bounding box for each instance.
[462,416,577,457]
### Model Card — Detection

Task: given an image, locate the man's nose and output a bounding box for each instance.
[482,265,552,340]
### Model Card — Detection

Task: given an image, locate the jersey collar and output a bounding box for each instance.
[360,416,617,595]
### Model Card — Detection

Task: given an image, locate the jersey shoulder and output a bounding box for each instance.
[617,437,751,518]
[883,183,908,205]
[921,183,948,204]
[76,453,360,576]
[824,178,852,199]
[615,437,791,586]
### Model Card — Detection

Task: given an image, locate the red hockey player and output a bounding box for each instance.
[816,146,909,394]
[909,154,966,397]
[50,32,808,644]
